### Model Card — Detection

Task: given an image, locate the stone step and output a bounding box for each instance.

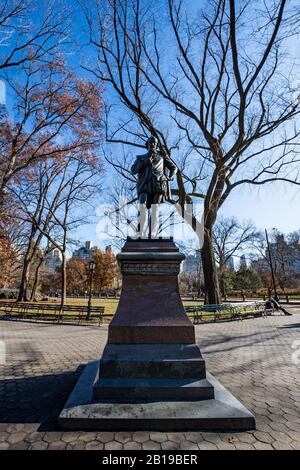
[93,377,214,401]
[99,343,206,379]
[59,362,255,431]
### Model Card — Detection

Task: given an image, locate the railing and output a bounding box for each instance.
[0,302,106,325]
[185,301,275,324]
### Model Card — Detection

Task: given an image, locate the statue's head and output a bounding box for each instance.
[146,136,158,153]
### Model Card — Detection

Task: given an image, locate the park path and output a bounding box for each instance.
[0,315,300,450]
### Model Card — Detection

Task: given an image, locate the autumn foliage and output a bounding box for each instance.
[93,247,119,293]
[53,249,119,297]
[0,229,19,288]
[0,59,103,200]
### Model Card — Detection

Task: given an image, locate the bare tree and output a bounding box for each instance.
[0,58,102,203]
[84,0,300,303]
[0,194,28,288]
[9,154,103,304]
[8,158,68,301]
[11,162,59,301]
[213,217,259,297]
[265,230,300,290]
[48,158,103,307]
[29,242,53,301]
[0,0,69,71]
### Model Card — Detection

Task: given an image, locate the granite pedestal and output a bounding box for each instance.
[59,238,255,430]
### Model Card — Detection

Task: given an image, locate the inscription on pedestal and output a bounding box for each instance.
[121,263,180,275]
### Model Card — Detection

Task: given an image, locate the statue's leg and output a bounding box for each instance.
[150,194,163,238]
[138,193,148,238]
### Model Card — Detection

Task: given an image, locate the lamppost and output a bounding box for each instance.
[265,229,279,301]
[87,260,96,320]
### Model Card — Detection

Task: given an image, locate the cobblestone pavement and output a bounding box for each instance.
[0,314,300,450]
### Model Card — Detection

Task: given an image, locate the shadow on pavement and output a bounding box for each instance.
[0,365,83,431]
[277,323,300,329]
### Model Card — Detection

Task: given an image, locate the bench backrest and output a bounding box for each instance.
[0,302,105,315]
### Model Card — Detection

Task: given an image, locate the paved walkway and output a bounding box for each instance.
[0,315,300,450]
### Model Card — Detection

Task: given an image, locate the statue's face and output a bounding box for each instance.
[147,138,158,154]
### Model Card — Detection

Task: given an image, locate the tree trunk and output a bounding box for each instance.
[30,260,43,301]
[17,224,37,302]
[220,276,226,300]
[17,259,30,302]
[60,252,67,309]
[219,268,227,300]
[201,227,221,305]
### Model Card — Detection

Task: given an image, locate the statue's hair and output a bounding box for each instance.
[146,136,158,148]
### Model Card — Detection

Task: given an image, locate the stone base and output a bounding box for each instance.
[58,361,255,431]
[108,238,195,344]
[58,239,255,431]
[93,343,213,401]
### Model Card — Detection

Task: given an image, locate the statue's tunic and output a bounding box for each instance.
[131,152,177,207]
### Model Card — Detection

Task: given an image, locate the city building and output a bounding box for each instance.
[225,256,235,270]
[269,234,300,274]
[182,252,201,274]
[251,257,269,273]
[251,233,300,275]
[239,254,247,270]
[0,80,9,123]
[72,241,98,261]
[44,249,62,271]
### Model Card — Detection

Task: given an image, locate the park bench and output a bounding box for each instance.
[0,302,105,325]
[185,301,274,324]
[225,301,273,320]
[185,304,235,323]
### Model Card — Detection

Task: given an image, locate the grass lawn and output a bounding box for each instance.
[0,297,207,318]
[1,296,297,323]
[59,297,119,316]
[44,297,264,319]
[43,297,206,317]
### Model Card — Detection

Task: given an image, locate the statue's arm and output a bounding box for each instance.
[164,155,178,180]
[131,156,148,175]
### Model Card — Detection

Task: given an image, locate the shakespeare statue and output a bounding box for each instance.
[131,136,177,237]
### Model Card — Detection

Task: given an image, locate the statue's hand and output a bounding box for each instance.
[165,175,174,181]
[159,175,167,182]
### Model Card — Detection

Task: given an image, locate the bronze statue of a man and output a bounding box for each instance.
[131,136,177,237]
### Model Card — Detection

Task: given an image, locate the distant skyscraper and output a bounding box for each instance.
[239,254,247,270]
[182,252,201,274]
[0,80,8,123]
[226,256,235,270]
[44,249,62,271]
[72,241,98,261]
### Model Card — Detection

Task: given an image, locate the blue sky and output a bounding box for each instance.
[2,0,300,251]
[73,180,300,250]
[72,0,300,249]
[0,81,5,104]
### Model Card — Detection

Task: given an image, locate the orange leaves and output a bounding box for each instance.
[63,258,90,294]
[1,59,104,194]
[92,247,119,292]
[0,230,18,288]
